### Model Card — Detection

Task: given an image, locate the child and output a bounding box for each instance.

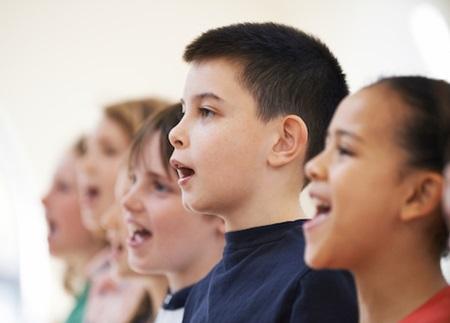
[42,137,105,323]
[122,103,225,323]
[77,98,167,322]
[304,76,450,322]
[169,22,358,322]
[92,165,168,323]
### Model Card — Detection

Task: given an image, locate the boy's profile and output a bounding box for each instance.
[169,22,358,322]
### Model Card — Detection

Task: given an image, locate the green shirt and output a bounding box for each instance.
[65,282,91,323]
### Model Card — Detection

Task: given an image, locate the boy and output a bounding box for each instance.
[169,23,358,322]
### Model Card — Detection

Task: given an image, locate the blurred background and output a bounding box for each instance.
[1,0,449,322]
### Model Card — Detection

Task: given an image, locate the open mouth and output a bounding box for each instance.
[170,159,195,185]
[177,167,195,179]
[304,195,332,231]
[316,203,331,217]
[127,222,152,248]
[111,242,125,259]
[82,185,100,206]
[47,218,57,237]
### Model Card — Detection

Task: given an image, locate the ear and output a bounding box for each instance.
[267,115,308,168]
[400,172,443,222]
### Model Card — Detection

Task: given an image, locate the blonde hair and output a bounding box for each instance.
[104,98,170,140]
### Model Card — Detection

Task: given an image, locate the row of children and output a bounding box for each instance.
[42,22,450,323]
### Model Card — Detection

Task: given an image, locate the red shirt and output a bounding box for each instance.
[399,286,450,323]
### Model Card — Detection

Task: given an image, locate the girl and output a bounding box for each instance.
[99,165,168,322]
[42,137,105,323]
[77,98,168,322]
[122,104,225,323]
[304,76,450,323]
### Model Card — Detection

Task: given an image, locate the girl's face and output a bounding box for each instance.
[122,132,221,276]
[101,167,135,277]
[42,153,97,259]
[303,86,414,270]
[78,117,130,235]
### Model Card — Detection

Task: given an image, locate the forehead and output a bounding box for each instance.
[56,155,77,177]
[183,58,256,110]
[330,85,406,143]
[134,132,173,177]
[94,117,129,143]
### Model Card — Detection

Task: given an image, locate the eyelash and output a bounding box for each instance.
[336,145,354,157]
[199,106,215,118]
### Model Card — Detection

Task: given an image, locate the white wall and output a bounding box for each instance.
[0,0,449,322]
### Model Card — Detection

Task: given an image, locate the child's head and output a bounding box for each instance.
[169,22,348,221]
[123,104,224,291]
[78,98,167,236]
[304,76,450,270]
[42,136,102,261]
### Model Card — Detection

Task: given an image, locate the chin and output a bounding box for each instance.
[182,196,204,214]
[129,258,151,275]
[304,247,332,270]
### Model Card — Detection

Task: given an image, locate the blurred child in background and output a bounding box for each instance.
[42,137,105,323]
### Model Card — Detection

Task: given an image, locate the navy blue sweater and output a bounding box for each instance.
[182,220,358,323]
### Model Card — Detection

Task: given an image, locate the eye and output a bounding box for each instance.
[199,106,215,118]
[128,173,137,185]
[152,180,171,193]
[56,181,71,193]
[336,145,354,157]
[102,145,119,157]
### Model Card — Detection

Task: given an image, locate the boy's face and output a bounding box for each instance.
[169,58,275,218]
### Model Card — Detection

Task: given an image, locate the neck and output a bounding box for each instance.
[355,245,446,323]
[65,242,105,277]
[166,237,224,292]
[144,275,168,314]
[224,186,305,232]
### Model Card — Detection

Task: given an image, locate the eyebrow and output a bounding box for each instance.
[181,92,225,105]
[146,169,171,181]
[333,129,365,143]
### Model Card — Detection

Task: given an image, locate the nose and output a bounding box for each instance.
[168,118,188,149]
[41,192,50,207]
[305,151,328,182]
[121,184,144,214]
[78,147,96,176]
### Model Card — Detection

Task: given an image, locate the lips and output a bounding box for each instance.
[46,217,57,239]
[170,158,195,185]
[304,191,332,231]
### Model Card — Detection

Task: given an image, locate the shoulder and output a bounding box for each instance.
[289,269,358,322]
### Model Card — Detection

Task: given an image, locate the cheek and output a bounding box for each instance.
[57,196,81,222]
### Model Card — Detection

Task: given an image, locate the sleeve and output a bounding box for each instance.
[290,270,359,323]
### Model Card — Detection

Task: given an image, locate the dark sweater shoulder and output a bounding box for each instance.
[183,220,358,323]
